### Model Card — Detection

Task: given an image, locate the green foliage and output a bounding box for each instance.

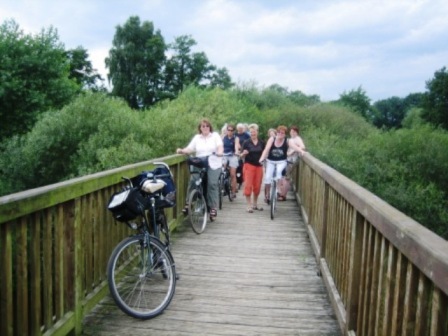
[337,86,372,121]
[1,80,447,239]
[66,46,105,91]
[372,96,407,129]
[106,18,234,109]
[421,67,448,130]
[371,93,424,129]
[165,35,213,94]
[401,107,426,129]
[106,16,167,109]
[0,19,79,141]
[0,87,255,195]
[308,123,448,239]
[0,93,134,192]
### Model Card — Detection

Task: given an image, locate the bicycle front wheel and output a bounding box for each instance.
[188,189,208,234]
[107,235,176,319]
[218,174,223,210]
[270,181,277,220]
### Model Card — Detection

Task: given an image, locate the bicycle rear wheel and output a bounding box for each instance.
[107,235,176,319]
[188,189,208,234]
[224,176,232,202]
[270,181,277,220]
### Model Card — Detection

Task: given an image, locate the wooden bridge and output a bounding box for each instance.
[82,186,340,335]
[1,154,448,335]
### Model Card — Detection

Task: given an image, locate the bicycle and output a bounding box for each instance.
[218,156,233,209]
[184,154,222,234]
[265,160,286,220]
[106,162,177,319]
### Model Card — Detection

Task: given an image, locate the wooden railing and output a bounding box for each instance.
[293,154,448,336]
[0,155,189,336]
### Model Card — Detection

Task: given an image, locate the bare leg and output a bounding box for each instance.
[253,194,259,208]
[230,167,237,194]
[264,184,271,202]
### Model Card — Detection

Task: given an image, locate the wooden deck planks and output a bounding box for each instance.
[82,190,341,335]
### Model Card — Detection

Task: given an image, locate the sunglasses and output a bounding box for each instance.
[201,124,210,128]
[227,129,234,131]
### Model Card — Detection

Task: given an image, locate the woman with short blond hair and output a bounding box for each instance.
[240,123,265,212]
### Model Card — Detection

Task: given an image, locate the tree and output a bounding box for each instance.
[403,92,424,108]
[66,46,105,91]
[164,35,234,96]
[208,67,233,90]
[164,35,213,93]
[421,67,448,129]
[106,16,166,109]
[372,96,407,129]
[288,90,320,106]
[0,19,79,141]
[371,93,424,129]
[338,86,372,121]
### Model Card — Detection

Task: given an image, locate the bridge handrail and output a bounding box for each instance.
[294,154,448,335]
[0,154,189,336]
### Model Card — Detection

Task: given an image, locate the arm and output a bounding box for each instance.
[216,143,224,157]
[295,136,306,151]
[176,135,196,155]
[259,137,274,163]
[288,139,306,156]
[216,132,224,156]
[176,147,193,155]
[235,137,240,154]
[240,140,249,158]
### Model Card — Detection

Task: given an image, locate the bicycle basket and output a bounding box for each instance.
[107,187,147,222]
[134,166,176,208]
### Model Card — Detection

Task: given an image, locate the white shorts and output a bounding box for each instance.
[223,154,239,168]
[264,160,288,184]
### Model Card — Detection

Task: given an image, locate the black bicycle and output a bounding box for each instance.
[184,154,222,233]
[218,159,233,209]
[185,156,209,233]
[106,162,177,319]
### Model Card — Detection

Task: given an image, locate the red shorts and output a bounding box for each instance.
[243,163,263,196]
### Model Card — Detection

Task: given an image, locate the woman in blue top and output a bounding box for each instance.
[222,123,238,198]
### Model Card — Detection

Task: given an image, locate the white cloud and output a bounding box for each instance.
[1,0,447,101]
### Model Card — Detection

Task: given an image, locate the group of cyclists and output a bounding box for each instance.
[176,118,306,219]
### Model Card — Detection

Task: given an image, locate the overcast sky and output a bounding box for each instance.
[2,0,447,102]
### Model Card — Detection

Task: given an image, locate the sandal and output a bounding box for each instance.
[264,198,270,205]
[247,207,254,213]
[252,206,263,211]
[210,208,217,218]
[278,196,287,201]
[182,204,189,215]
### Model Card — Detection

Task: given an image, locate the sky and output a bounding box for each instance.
[1,0,448,102]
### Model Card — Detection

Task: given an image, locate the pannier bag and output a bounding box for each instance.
[107,187,147,222]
